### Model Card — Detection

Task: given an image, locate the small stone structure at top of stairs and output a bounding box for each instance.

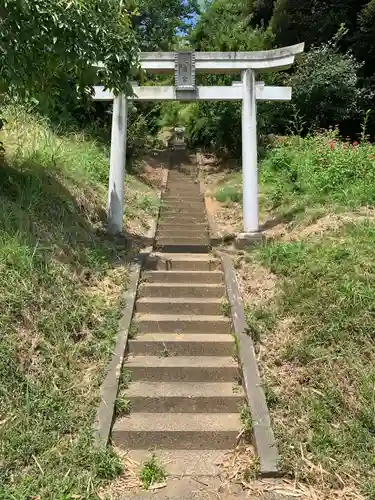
[112,150,244,479]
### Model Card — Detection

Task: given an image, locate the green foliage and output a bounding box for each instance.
[186,0,375,148]
[215,179,242,203]
[0,106,156,497]
[221,297,231,317]
[287,44,369,131]
[0,0,138,100]
[140,455,166,489]
[261,132,375,209]
[240,405,253,438]
[256,222,375,495]
[356,0,375,75]
[214,123,375,495]
[116,396,132,416]
[131,0,198,51]
[192,0,274,51]
[244,305,276,343]
[127,108,150,157]
[269,0,368,49]
[186,0,276,155]
[122,0,199,152]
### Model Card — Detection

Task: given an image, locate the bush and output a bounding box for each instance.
[286,44,370,132]
[261,131,375,208]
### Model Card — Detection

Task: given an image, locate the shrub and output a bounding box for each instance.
[287,44,370,132]
[261,131,375,208]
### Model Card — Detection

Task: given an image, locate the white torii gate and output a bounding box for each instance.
[93,44,304,241]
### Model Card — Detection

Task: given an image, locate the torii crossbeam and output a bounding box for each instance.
[93,44,304,241]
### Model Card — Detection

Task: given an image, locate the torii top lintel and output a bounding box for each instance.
[139,43,304,73]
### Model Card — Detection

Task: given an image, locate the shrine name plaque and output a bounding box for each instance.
[175,51,196,91]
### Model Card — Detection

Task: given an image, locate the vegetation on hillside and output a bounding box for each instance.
[208,130,375,498]
[0,107,158,498]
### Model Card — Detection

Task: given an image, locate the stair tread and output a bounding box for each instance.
[129,333,233,342]
[126,381,244,398]
[159,224,208,229]
[137,297,223,304]
[141,283,223,288]
[142,271,222,282]
[135,313,230,322]
[149,253,215,259]
[156,237,209,241]
[127,450,229,476]
[114,413,240,431]
[126,355,236,367]
[144,270,222,275]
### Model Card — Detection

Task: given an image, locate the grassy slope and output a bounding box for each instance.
[0,107,158,499]
[212,133,375,498]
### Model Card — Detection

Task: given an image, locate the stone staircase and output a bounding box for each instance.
[112,153,243,477]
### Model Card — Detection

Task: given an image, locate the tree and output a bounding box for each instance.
[130,0,199,51]
[269,0,368,49]
[0,0,139,101]
[355,0,375,76]
[192,0,274,51]
[188,0,274,155]
[287,44,369,131]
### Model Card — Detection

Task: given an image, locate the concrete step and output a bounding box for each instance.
[144,254,220,272]
[162,198,203,205]
[159,214,206,223]
[138,283,224,298]
[160,207,205,215]
[159,214,206,222]
[163,191,201,196]
[167,178,199,183]
[112,412,240,449]
[136,297,223,315]
[142,271,223,284]
[166,181,200,187]
[135,313,231,334]
[161,201,204,209]
[125,382,244,413]
[155,237,209,246]
[127,449,229,477]
[128,333,234,356]
[155,243,210,254]
[157,229,209,238]
[126,355,238,381]
[160,207,204,215]
[162,194,204,203]
[157,222,208,231]
[159,216,207,225]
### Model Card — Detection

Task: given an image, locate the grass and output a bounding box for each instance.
[240,404,253,441]
[128,322,139,340]
[0,105,158,499]
[254,222,375,497]
[116,397,132,417]
[139,455,166,490]
[215,173,242,204]
[220,297,231,317]
[211,131,375,497]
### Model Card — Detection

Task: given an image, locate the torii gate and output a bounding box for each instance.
[93,44,304,242]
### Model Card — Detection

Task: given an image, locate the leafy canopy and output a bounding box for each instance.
[0,0,139,100]
[130,0,199,51]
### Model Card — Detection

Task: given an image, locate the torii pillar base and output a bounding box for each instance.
[235,231,264,249]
